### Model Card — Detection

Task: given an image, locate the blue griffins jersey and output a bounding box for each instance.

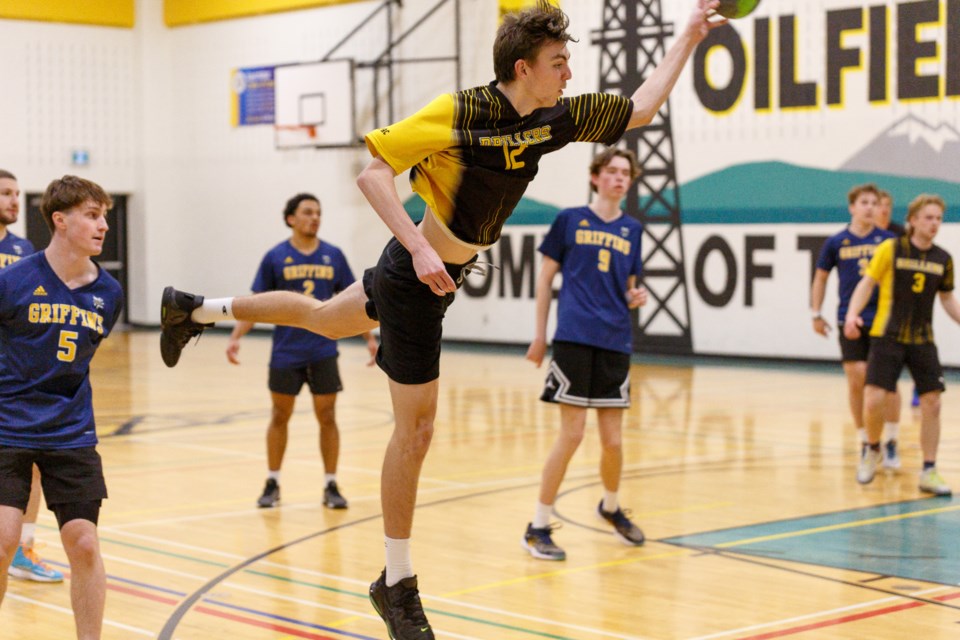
[816,226,895,325]
[252,240,356,368]
[0,252,123,449]
[0,231,36,268]
[539,206,643,354]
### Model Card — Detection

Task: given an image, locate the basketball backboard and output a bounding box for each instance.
[274,59,356,149]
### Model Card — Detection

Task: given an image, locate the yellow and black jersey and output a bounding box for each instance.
[365,82,632,247]
[867,236,954,344]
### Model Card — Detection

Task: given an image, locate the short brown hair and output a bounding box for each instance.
[589,148,640,192]
[847,183,879,205]
[39,175,112,233]
[0,170,16,181]
[904,193,945,236]
[493,1,574,83]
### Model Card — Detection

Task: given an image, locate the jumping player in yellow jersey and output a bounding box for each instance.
[160,2,727,637]
[844,194,960,496]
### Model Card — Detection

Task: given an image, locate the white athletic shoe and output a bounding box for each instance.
[857,447,882,485]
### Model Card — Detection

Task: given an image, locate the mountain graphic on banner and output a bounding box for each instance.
[840,115,960,183]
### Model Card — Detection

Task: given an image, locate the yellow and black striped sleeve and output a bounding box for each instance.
[364,93,456,175]
[866,238,895,338]
[563,93,633,144]
[941,255,954,291]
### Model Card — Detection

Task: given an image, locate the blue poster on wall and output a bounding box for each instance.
[231,66,275,126]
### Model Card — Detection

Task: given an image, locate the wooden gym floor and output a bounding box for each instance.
[4,329,960,639]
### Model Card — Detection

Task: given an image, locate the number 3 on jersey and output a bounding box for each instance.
[57,330,78,362]
[912,272,925,293]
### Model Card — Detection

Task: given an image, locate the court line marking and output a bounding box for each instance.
[714,502,960,548]
[4,592,155,637]
[684,585,956,639]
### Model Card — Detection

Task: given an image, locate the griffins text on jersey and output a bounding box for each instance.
[28,303,106,334]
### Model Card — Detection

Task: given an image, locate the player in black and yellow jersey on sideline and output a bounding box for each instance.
[844,194,960,496]
[160,2,727,637]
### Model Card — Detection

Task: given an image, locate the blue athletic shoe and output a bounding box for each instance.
[912,387,920,407]
[8,544,64,582]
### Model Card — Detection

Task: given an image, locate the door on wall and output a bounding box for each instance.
[25,193,129,324]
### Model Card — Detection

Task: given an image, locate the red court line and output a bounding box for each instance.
[741,591,960,639]
[194,606,337,640]
[100,579,338,639]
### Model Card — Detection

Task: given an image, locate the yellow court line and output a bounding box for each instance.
[717,503,960,548]
[444,546,694,597]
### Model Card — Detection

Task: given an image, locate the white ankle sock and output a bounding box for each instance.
[882,422,899,443]
[324,473,336,486]
[532,502,553,529]
[267,470,280,482]
[192,298,234,323]
[857,428,867,445]
[20,523,36,547]
[602,491,619,513]
[385,537,413,587]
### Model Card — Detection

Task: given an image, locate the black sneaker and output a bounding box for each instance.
[257,478,280,508]
[160,286,211,367]
[323,481,348,509]
[369,569,434,640]
[521,523,566,561]
[597,501,645,546]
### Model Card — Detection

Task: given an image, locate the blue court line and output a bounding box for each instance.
[663,496,960,586]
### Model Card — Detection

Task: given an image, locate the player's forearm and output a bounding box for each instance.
[229,320,255,340]
[810,270,828,314]
[628,34,697,128]
[357,158,431,255]
[939,291,960,325]
[845,277,876,322]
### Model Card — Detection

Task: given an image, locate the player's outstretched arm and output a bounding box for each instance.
[627,0,726,130]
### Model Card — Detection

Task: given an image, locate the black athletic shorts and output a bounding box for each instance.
[540,341,632,408]
[269,356,342,395]
[362,237,476,385]
[866,336,945,394]
[0,446,107,512]
[839,328,871,362]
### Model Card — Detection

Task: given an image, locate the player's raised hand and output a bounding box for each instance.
[693,0,727,39]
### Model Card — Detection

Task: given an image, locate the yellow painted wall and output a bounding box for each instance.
[0,0,134,27]
[498,0,560,20]
[165,0,365,26]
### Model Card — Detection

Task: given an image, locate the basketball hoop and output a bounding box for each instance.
[274,124,317,149]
